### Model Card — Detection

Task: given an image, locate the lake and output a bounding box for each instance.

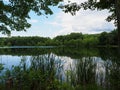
[0,47,120,90]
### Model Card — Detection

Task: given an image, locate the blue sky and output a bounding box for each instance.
[1,0,115,38]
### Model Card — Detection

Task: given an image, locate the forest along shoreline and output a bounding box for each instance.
[0,29,118,48]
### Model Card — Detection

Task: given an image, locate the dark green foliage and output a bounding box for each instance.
[82,34,99,47]
[0,0,62,35]
[67,57,96,85]
[0,54,64,90]
[53,33,85,47]
[0,47,120,89]
[61,0,120,46]
[53,30,118,47]
[61,0,117,25]
[0,30,118,47]
[0,64,4,73]
[98,32,109,45]
[98,30,118,46]
[0,36,51,46]
[109,30,118,45]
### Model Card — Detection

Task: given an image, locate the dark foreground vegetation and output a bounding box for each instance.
[0,46,120,90]
[0,50,119,90]
[0,29,118,47]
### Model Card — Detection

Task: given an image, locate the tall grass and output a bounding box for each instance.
[0,55,119,90]
[0,53,64,90]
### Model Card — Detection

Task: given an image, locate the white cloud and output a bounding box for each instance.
[46,21,61,26]
[64,0,86,3]
[29,19,39,23]
[50,9,115,37]
[2,0,115,38]
[4,0,9,2]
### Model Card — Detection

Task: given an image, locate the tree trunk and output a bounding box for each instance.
[116,0,120,46]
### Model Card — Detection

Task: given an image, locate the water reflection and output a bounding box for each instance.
[0,54,64,90]
[66,57,96,86]
[0,47,119,90]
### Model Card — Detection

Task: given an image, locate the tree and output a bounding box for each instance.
[61,0,120,46]
[1,0,120,45]
[98,32,109,45]
[0,0,62,35]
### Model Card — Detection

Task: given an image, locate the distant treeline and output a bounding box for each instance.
[0,29,118,47]
[0,47,119,61]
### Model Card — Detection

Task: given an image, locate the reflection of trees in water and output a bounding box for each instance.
[66,57,97,88]
[98,48,120,89]
[0,49,119,90]
[0,53,64,90]
[30,54,64,82]
[65,56,120,90]
[75,57,96,85]
[104,60,120,90]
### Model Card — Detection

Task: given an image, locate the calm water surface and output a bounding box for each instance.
[0,47,119,90]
